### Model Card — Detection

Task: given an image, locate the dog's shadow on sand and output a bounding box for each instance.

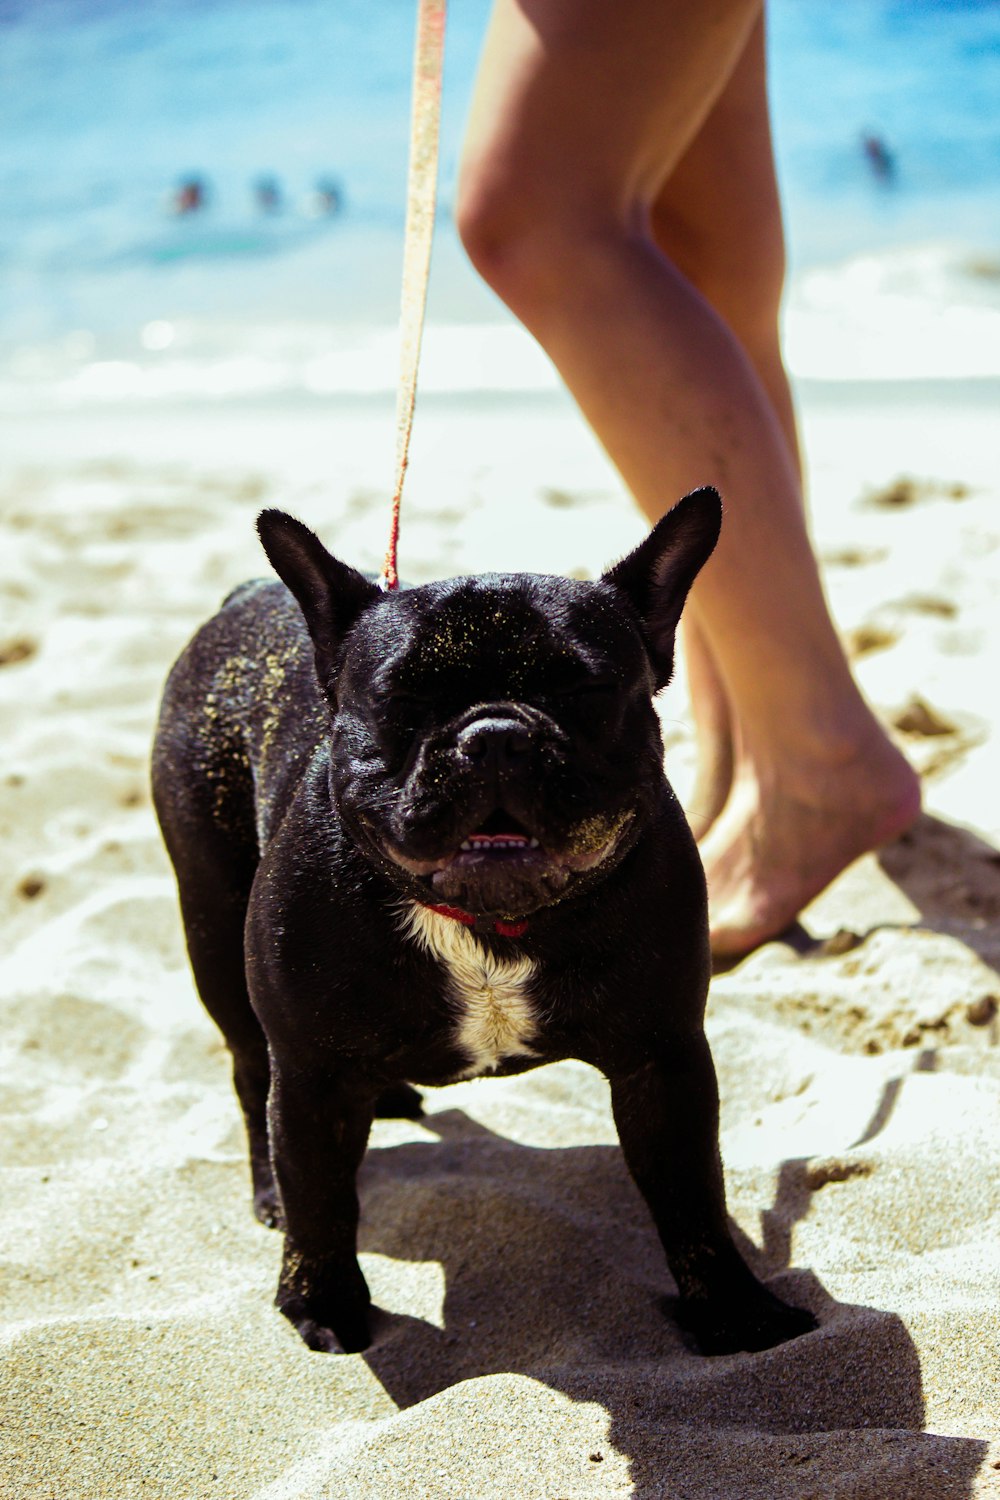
[342,812,998,1494]
[355,1105,987,1498]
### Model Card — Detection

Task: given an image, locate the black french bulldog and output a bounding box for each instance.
[152,487,817,1357]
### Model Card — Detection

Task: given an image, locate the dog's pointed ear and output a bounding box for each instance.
[602,486,722,691]
[257,509,380,689]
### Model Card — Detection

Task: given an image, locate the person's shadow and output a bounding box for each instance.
[353,1100,987,1497]
[877,812,1000,977]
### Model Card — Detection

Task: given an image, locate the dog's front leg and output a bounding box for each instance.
[609,1034,817,1355]
[267,1063,375,1354]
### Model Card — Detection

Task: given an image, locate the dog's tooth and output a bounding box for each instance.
[461,841,471,851]
[529,838,539,848]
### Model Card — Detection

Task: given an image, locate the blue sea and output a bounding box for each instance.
[2,0,999,407]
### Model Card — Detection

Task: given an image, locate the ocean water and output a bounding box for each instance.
[1,0,999,408]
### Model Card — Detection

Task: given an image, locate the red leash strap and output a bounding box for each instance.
[380,0,448,592]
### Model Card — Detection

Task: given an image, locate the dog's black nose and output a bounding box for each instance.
[456,717,532,775]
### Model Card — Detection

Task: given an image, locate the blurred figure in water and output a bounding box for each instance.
[254,175,283,214]
[306,177,343,217]
[861,132,896,185]
[170,177,207,215]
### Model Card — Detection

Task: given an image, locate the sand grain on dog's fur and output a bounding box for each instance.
[2,390,999,1499]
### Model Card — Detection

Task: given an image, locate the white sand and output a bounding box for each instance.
[2,378,999,1498]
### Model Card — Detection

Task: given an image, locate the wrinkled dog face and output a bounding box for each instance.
[331,575,662,915]
[256,487,722,917]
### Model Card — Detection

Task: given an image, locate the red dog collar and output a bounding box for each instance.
[424,902,529,939]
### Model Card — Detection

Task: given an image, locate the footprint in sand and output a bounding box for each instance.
[888,695,982,780]
[821,544,888,568]
[541,487,577,509]
[8,992,147,1083]
[0,636,38,667]
[844,622,899,660]
[890,695,958,737]
[897,592,958,619]
[845,595,964,667]
[863,475,971,509]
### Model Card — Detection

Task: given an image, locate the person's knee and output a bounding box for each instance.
[454,151,521,294]
[456,150,562,314]
[456,143,624,321]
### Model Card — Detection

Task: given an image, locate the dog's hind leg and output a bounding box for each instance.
[180,863,280,1227]
[153,752,279,1227]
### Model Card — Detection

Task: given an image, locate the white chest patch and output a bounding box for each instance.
[398,903,540,1078]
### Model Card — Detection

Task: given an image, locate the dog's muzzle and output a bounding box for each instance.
[380,807,635,918]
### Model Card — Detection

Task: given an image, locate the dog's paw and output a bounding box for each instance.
[253,1185,283,1230]
[374,1081,424,1120]
[280,1305,371,1354]
[277,1258,372,1354]
[672,1285,818,1356]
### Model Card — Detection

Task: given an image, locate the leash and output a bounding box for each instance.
[379,3,528,940]
[379,0,448,592]
[381,2,528,939]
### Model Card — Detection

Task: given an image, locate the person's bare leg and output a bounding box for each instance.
[643,16,914,948]
[458,0,920,955]
[648,14,802,834]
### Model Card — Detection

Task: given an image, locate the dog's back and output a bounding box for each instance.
[152,579,325,863]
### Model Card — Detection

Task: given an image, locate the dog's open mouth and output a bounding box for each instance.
[454,810,540,861]
[381,812,544,876]
[381,808,634,913]
[459,832,540,852]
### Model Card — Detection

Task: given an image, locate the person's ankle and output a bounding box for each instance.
[738,700,907,783]
[729,717,920,839]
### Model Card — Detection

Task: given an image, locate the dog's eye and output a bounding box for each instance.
[557,677,619,699]
[382,689,432,712]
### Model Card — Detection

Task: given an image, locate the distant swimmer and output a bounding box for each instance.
[305,176,343,217]
[861,132,895,184]
[171,177,207,215]
[254,175,283,214]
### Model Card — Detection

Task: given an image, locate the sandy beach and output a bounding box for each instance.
[2,373,999,1499]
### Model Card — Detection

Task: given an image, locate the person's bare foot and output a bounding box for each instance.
[700,722,922,958]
